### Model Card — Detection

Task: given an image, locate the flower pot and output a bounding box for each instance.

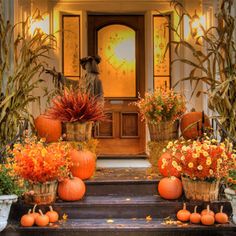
[181,176,220,201]
[148,120,179,141]
[225,188,236,224]
[0,195,18,232]
[63,122,93,141]
[24,181,58,205]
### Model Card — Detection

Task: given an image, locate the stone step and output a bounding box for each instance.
[3,218,236,236]
[10,195,232,220]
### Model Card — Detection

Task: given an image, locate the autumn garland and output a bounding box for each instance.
[163,139,235,181]
[12,139,72,184]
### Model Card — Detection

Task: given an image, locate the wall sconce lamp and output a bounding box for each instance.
[190,10,200,38]
[30,9,49,35]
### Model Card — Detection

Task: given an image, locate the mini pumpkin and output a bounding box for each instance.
[35,210,50,227]
[201,205,215,226]
[215,205,228,224]
[58,176,86,201]
[158,176,183,200]
[46,206,59,223]
[201,205,215,217]
[30,204,40,220]
[20,209,35,227]
[190,206,201,224]
[177,203,191,222]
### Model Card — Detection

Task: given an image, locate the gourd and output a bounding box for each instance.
[201,205,215,217]
[70,149,96,180]
[35,210,50,227]
[58,176,86,201]
[215,206,228,224]
[177,203,191,222]
[20,210,35,227]
[201,205,215,225]
[46,206,59,223]
[190,206,201,224]
[158,176,183,200]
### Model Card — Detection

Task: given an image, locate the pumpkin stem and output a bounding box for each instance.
[220,205,224,213]
[32,204,37,213]
[69,173,74,179]
[39,209,44,216]
[28,209,31,214]
[206,205,210,213]
[49,206,53,212]
[194,205,198,213]
[183,203,187,210]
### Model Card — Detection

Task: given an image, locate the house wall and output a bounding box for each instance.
[9,0,220,116]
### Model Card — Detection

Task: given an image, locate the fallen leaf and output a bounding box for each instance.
[131,218,137,220]
[62,213,68,221]
[106,219,114,223]
[146,215,152,221]
[126,198,131,201]
[134,177,139,180]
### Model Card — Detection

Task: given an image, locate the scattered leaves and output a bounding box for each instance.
[146,215,152,222]
[62,213,68,221]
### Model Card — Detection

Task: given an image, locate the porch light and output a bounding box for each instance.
[30,9,49,35]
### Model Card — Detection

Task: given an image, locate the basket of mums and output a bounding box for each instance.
[164,138,235,201]
[11,136,72,205]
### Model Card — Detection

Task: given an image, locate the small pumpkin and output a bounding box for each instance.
[35,210,50,227]
[180,111,211,140]
[46,206,59,223]
[201,205,215,217]
[158,176,183,200]
[177,203,191,222]
[20,209,35,227]
[34,114,62,142]
[190,206,201,224]
[215,205,228,224]
[157,152,181,177]
[201,205,215,226]
[31,204,40,220]
[70,149,96,180]
[58,176,86,201]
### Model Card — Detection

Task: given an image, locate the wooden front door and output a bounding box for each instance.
[88,15,145,156]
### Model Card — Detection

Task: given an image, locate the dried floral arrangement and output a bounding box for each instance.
[168,0,236,142]
[163,138,235,181]
[47,88,106,123]
[11,137,72,183]
[134,88,186,125]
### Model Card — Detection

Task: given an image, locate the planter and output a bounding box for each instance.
[0,195,18,232]
[63,122,93,141]
[148,120,179,141]
[181,176,220,201]
[224,188,236,224]
[24,180,58,205]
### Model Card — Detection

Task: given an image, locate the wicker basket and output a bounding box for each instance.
[24,181,58,205]
[63,121,93,141]
[181,176,220,201]
[148,120,179,141]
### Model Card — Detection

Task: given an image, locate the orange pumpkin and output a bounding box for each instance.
[180,112,211,139]
[46,206,59,223]
[201,205,215,226]
[20,210,35,227]
[70,149,96,180]
[201,205,215,217]
[34,114,61,142]
[58,176,86,201]
[158,176,183,200]
[215,206,228,224]
[158,152,181,177]
[30,204,40,220]
[35,210,50,227]
[190,206,201,224]
[177,203,191,222]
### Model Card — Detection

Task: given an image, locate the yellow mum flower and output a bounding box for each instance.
[197,165,203,170]
[177,166,182,171]
[202,151,209,157]
[188,162,194,168]
[180,156,185,161]
[206,158,212,165]
[41,148,48,157]
[172,161,178,167]
[209,169,213,175]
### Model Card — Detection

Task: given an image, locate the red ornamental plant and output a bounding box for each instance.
[164,139,235,181]
[47,89,106,123]
[12,137,72,183]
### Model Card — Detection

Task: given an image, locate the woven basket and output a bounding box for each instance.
[63,121,93,141]
[148,120,179,141]
[181,176,220,201]
[24,181,58,205]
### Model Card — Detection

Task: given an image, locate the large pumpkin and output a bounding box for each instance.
[158,176,183,200]
[158,152,180,178]
[34,115,61,142]
[70,149,96,180]
[180,112,211,139]
[58,177,86,201]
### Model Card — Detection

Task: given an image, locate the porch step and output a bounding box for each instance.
[3,218,236,236]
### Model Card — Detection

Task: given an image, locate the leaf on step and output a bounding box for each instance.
[134,177,139,180]
[62,213,68,221]
[146,215,152,221]
[106,219,114,223]
[131,218,137,220]
[147,175,153,180]
[126,198,131,201]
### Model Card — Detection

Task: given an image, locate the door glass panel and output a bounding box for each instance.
[98,24,136,98]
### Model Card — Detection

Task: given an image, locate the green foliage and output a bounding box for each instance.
[168,0,236,140]
[0,8,56,153]
[0,164,23,196]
